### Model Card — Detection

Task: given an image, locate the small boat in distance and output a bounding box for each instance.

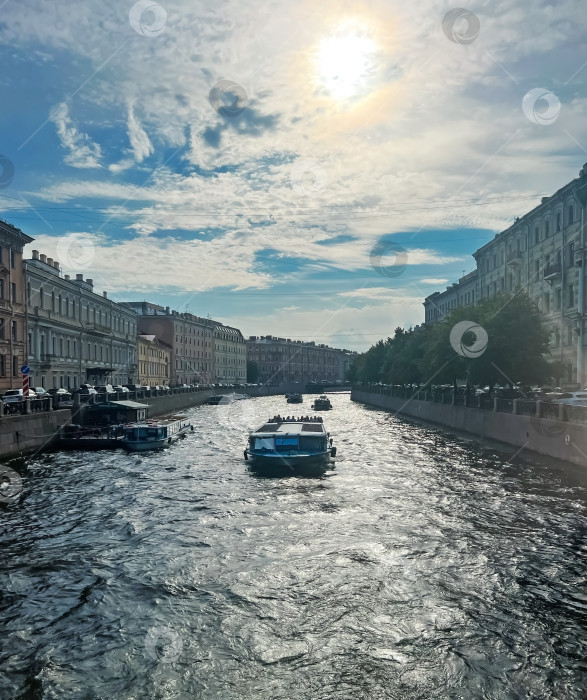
[122,416,192,451]
[244,415,336,473]
[207,393,249,405]
[312,395,332,410]
[287,393,303,404]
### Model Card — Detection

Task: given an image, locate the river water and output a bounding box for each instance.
[1,393,586,699]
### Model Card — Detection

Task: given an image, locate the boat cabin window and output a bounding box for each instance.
[254,438,274,451]
[275,437,299,450]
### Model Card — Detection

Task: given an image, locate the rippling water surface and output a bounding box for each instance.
[1,393,586,699]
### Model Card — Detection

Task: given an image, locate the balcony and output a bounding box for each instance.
[85,321,112,335]
[543,261,561,280]
[506,250,522,265]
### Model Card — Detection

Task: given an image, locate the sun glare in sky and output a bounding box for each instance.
[317,28,377,100]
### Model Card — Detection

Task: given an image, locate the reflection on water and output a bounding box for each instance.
[1,394,586,698]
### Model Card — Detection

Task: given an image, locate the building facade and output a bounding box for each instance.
[246,336,354,385]
[25,250,138,389]
[0,220,33,392]
[423,163,587,385]
[137,334,171,387]
[211,322,246,383]
[121,302,215,385]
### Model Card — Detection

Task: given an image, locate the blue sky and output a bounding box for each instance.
[1,0,586,350]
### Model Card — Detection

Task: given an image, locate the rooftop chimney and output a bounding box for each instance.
[40,254,46,263]
[76,274,84,281]
[32,250,39,260]
[64,275,70,281]
[86,279,93,288]
[53,261,59,270]
[47,258,53,267]
[103,291,107,298]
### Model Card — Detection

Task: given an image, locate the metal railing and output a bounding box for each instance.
[355,384,587,426]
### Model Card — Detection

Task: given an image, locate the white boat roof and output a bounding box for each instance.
[252,420,326,436]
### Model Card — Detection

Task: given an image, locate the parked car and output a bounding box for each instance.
[95,384,115,395]
[551,391,587,406]
[34,387,48,396]
[124,384,141,392]
[112,385,129,394]
[48,388,71,396]
[77,384,97,395]
[2,389,37,403]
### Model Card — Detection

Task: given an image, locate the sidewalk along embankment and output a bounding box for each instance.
[351,388,587,469]
[0,409,71,458]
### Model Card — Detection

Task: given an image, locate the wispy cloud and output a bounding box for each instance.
[50,102,102,169]
[126,100,153,163]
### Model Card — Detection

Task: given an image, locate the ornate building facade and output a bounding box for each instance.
[25,250,138,389]
[121,302,215,385]
[211,322,246,384]
[246,336,354,385]
[424,163,587,385]
[137,334,171,387]
[0,220,33,392]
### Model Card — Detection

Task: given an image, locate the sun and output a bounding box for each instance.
[316,29,376,100]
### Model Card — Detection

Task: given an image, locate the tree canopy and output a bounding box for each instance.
[349,292,557,387]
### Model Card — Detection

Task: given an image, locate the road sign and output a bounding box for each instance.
[21,365,30,375]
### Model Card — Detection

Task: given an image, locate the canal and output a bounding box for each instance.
[1,393,586,698]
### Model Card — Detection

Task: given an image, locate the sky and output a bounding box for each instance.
[1,0,586,352]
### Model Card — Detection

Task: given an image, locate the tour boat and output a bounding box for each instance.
[311,395,332,410]
[244,416,336,472]
[122,416,193,451]
[206,394,233,405]
[287,393,303,404]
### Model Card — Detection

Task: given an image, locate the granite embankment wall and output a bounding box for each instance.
[0,410,71,458]
[351,390,587,468]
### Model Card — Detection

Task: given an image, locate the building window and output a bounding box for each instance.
[569,204,574,225]
[10,249,15,268]
[567,326,574,346]
[52,292,55,311]
[567,284,575,308]
[568,241,575,267]
[11,321,17,341]
[40,287,44,308]
[535,226,539,244]
[0,355,5,376]
[554,288,561,310]
[58,295,62,314]
[544,220,549,237]
[11,283,16,303]
[0,279,3,299]
[0,319,4,339]
[556,212,562,231]
[12,355,18,377]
